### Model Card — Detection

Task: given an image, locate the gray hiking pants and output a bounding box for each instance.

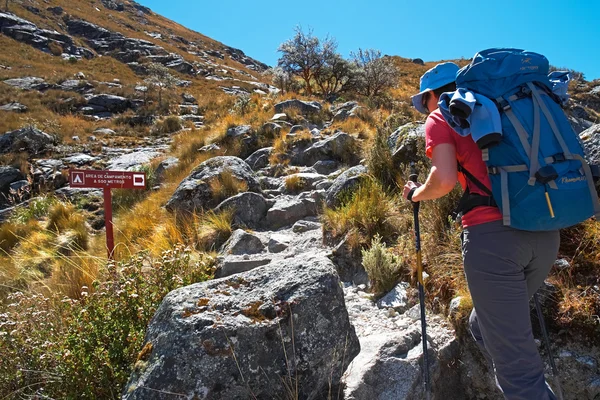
[461,220,560,400]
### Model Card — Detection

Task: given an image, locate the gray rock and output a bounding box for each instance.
[87,94,130,113]
[198,143,221,153]
[0,126,54,154]
[268,234,290,253]
[124,254,360,400]
[265,195,319,229]
[376,282,410,313]
[58,79,94,93]
[390,123,427,166]
[554,258,570,270]
[0,166,25,192]
[107,149,162,171]
[245,147,273,171]
[328,236,368,285]
[290,124,305,134]
[226,124,252,138]
[182,93,196,104]
[580,124,600,164]
[274,99,322,115]
[325,165,368,208]
[315,180,334,191]
[62,153,99,166]
[3,77,50,91]
[220,229,265,256]
[0,102,27,112]
[214,255,272,278]
[178,104,199,115]
[93,128,115,135]
[343,321,461,400]
[412,58,425,65]
[332,102,361,122]
[167,156,261,214]
[214,192,270,229]
[292,220,321,233]
[47,6,64,15]
[449,296,464,318]
[312,160,340,175]
[291,131,357,167]
[271,112,288,121]
[261,122,282,135]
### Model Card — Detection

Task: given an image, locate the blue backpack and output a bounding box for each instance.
[447,48,600,231]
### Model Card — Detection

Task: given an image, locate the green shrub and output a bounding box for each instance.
[0,246,215,399]
[362,234,401,295]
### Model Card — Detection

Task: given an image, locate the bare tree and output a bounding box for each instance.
[144,63,178,106]
[351,49,399,97]
[264,67,292,94]
[277,27,334,96]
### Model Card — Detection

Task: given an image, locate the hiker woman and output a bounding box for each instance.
[403,62,560,400]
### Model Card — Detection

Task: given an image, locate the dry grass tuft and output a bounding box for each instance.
[209,170,249,205]
[322,178,408,253]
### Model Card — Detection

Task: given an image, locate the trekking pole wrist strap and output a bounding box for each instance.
[407,187,418,202]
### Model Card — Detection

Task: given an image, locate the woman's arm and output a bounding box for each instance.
[403,143,458,202]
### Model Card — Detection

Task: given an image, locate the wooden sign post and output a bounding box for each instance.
[69,169,147,259]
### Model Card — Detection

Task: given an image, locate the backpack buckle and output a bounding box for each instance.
[552,153,566,163]
[498,99,511,111]
[488,166,499,175]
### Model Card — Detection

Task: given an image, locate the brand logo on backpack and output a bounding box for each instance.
[561,176,587,184]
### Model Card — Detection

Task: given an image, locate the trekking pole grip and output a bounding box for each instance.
[409,162,420,212]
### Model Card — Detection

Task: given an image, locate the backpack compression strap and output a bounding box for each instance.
[454,163,498,218]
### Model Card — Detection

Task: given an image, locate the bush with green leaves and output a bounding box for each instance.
[362,234,401,295]
[0,246,215,399]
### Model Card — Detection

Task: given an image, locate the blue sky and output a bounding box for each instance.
[138,0,600,80]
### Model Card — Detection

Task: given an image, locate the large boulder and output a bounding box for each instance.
[265,195,319,229]
[581,124,600,164]
[244,147,272,171]
[219,229,264,256]
[123,254,360,400]
[325,165,368,208]
[274,99,322,115]
[214,192,270,229]
[2,77,50,91]
[0,126,54,154]
[87,94,130,113]
[166,156,261,214]
[0,166,25,193]
[291,132,358,167]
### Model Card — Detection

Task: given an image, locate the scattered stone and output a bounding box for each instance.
[93,128,115,135]
[274,99,322,115]
[226,125,252,138]
[0,102,27,112]
[265,195,318,229]
[47,6,64,15]
[0,166,25,193]
[271,113,288,121]
[268,234,290,253]
[182,93,196,104]
[62,153,99,166]
[311,160,340,175]
[377,282,410,313]
[198,143,220,153]
[87,94,131,113]
[220,229,265,255]
[325,165,368,208]
[244,147,272,171]
[554,259,570,270]
[214,255,272,278]
[124,254,359,400]
[3,77,50,91]
[166,156,261,214]
[214,192,270,229]
[292,220,321,233]
[0,126,54,154]
[291,132,357,167]
[107,149,163,171]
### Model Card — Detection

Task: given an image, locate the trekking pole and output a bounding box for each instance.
[534,292,564,400]
[409,162,431,400]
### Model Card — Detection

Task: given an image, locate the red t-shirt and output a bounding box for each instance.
[424,109,502,227]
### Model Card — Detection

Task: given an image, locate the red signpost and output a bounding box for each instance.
[69,169,147,259]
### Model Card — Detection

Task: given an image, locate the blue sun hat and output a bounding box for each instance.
[411,62,460,114]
